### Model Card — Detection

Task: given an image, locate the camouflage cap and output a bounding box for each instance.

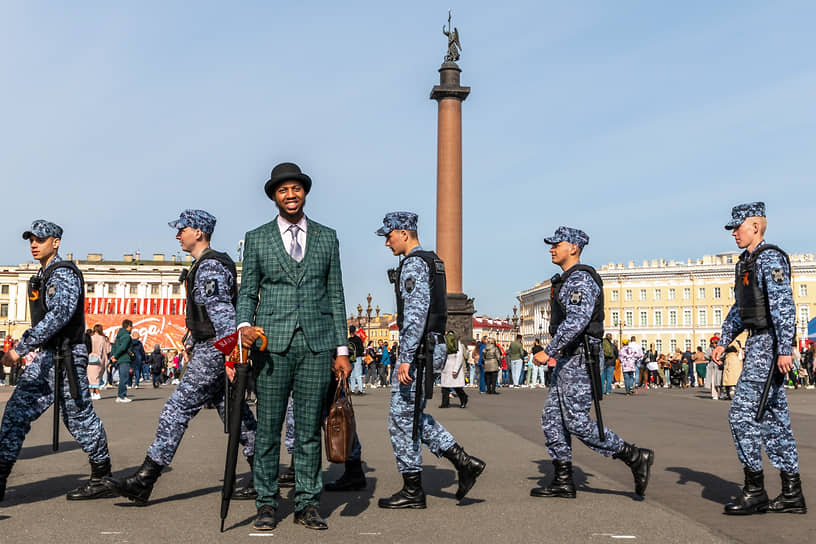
[544,226,589,249]
[724,201,765,230]
[22,219,63,240]
[168,209,217,234]
[375,211,418,236]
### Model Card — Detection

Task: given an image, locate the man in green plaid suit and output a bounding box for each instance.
[237,162,351,531]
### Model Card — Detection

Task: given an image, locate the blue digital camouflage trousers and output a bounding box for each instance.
[147,343,257,466]
[0,348,110,463]
[388,389,455,473]
[730,377,798,473]
[542,352,624,461]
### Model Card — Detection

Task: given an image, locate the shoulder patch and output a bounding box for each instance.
[569,291,582,305]
[405,277,416,293]
[204,279,218,296]
[434,260,446,274]
[47,284,57,298]
[771,268,785,284]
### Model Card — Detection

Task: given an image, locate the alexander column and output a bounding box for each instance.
[431,12,475,341]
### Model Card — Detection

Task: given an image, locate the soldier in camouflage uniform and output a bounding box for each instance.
[105,210,258,505]
[531,227,654,499]
[0,220,114,502]
[712,202,806,515]
[375,212,485,509]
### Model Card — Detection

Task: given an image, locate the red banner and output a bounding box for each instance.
[87,314,187,352]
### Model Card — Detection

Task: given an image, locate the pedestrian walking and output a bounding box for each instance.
[530,227,653,500]
[0,220,114,502]
[439,331,468,408]
[712,202,806,515]
[375,212,484,509]
[104,210,258,506]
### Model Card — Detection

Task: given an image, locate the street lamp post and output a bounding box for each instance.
[365,293,373,333]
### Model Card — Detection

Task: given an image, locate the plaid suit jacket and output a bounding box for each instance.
[236,217,348,353]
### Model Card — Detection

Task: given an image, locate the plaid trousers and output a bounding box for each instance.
[253,329,332,511]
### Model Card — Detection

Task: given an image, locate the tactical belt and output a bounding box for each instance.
[747,327,770,337]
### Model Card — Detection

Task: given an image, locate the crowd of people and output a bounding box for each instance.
[1,325,188,396]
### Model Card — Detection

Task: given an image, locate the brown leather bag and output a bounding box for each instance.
[324,378,356,463]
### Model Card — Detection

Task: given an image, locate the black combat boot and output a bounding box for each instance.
[232,455,258,500]
[0,459,14,502]
[279,458,295,486]
[324,459,366,492]
[530,459,576,498]
[378,472,426,509]
[613,442,654,497]
[442,443,486,500]
[66,458,116,500]
[768,471,807,514]
[724,467,769,515]
[457,389,468,408]
[103,456,164,505]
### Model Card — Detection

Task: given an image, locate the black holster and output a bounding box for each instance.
[412,334,436,441]
[60,338,81,401]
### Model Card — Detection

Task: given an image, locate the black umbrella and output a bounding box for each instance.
[220,332,266,532]
[220,361,248,532]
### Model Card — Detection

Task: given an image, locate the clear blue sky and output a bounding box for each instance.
[2,1,814,318]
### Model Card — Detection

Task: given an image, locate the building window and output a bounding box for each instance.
[714,308,723,324]
[683,310,692,326]
[611,311,619,327]
[699,338,707,349]
[0,304,7,317]
[640,311,647,327]
[611,290,619,302]
[86,284,95,294]
[669,310,677,326]
[668,288,676,301]
[698,309,707,326]
[670,339,677,352]
[107,283,117,295]
[655,339,663,353]
[799,284,808,297]
[639,289,647,301]
[641,340,648,352]
[683,288,691,300]
[684,339,692,351]
[654,289,662,301]
[800,306,810,325]
[150,284,160,295]
[625,290,633,301]
[0,285,8,295]
[713,287,721,299]
[129,284,138,295]
[729,287,735,298]
[625,310,633,327]
[654,310,663,326]
[698,288,705,299]
[172,284,180,295]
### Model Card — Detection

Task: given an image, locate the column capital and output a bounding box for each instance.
[430,61,470,102]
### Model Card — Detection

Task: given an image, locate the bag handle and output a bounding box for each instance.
[333,377,353,408]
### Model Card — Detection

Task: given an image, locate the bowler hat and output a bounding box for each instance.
[264,162,312,199]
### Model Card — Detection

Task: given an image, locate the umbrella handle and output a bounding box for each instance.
[240,331,267,362]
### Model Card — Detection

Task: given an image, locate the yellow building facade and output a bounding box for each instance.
[519,252,816,354]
